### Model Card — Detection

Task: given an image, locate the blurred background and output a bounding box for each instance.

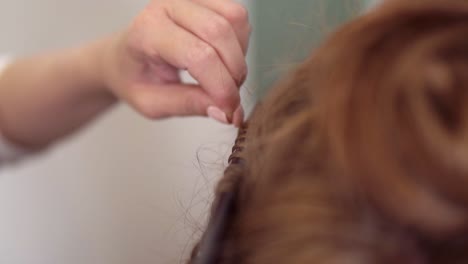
[0,0,374,263]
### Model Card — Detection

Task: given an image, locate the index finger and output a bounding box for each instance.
[192,0,252,54]
[154,21,240,116]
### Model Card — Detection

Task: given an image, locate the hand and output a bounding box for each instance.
[104,0,251,127]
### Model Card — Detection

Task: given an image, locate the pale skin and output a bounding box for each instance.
[0,0,250,150]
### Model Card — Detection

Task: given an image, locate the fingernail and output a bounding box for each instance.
[207,106,229,124]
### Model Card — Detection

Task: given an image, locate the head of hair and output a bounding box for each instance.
[191,0,468,263]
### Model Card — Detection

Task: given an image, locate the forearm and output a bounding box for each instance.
[0,0,251,152]
[0,37,116,150]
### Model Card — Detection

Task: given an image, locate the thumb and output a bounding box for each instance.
[128,83,215,119]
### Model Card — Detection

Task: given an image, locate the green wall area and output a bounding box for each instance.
[253,0,367,97]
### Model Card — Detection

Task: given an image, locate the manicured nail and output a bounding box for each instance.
[207,106,229,124]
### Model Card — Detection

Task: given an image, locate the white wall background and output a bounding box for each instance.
[0,0,253,263]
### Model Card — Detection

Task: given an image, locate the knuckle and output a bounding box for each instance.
[202,16,231,40]
[225,4,249,24]
[186,41,217,67]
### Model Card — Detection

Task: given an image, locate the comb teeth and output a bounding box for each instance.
[192,123,248,264]
[228,123,248,165]
[231,146,244,153]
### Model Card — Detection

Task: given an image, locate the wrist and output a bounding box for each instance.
[75,36,118,104]
[99,31,137,99]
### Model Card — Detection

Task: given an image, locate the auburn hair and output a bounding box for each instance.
[191,1,468,263]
